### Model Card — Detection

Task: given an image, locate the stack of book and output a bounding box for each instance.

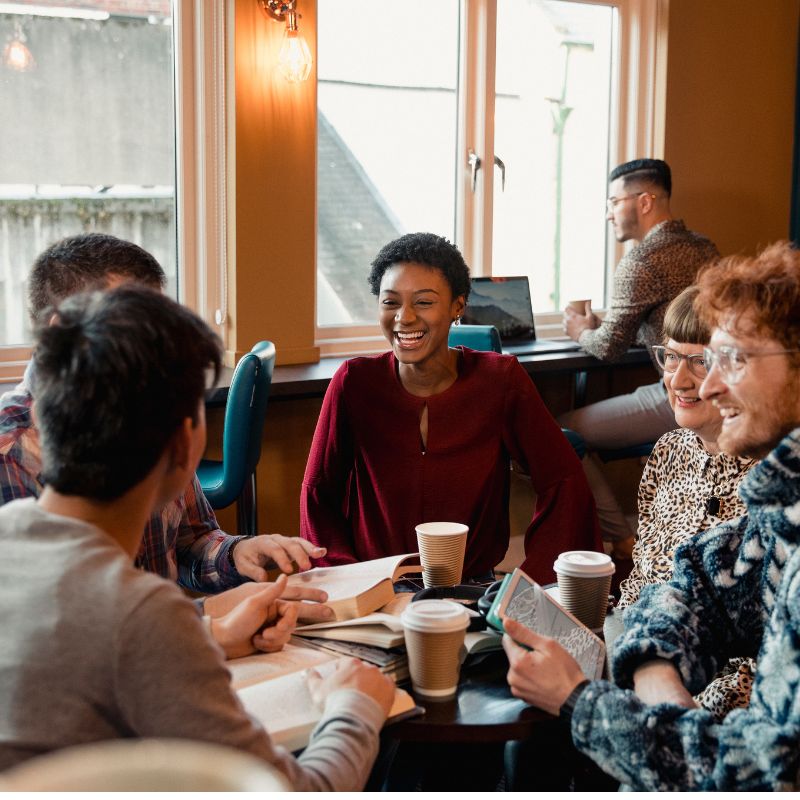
[226,553,507,751]
[286,554,504,677]
[293,594,413,681]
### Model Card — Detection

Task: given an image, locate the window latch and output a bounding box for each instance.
[494,155,506,192]
[467,149,481,192]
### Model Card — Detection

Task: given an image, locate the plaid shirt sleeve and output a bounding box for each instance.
[0,385,44,504]
[2,379,244,593]
[135,476,245,593]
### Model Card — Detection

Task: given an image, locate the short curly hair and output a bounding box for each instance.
[367,233,471,303]
[695,241,800,362]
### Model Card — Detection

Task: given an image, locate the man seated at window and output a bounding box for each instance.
[0,285,394,788]
[504,241,800,790]
[300,232,602,585]
[0,233,328,597]
[560,158,719,552]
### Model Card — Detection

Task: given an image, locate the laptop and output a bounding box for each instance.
[463,276,582,355]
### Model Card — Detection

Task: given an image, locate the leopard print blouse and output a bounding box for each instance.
[618,427,758,719]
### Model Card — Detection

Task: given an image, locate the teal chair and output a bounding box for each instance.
[448,323,502,353]
[197,341,276,536]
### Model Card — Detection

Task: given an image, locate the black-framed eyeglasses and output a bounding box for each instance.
[702,345,800,385]
[605,191,655,212]
[652,345,707,378]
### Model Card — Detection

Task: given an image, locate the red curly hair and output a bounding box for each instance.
[695,241,800,357]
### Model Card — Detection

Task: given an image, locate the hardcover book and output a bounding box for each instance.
[287,553,421,622]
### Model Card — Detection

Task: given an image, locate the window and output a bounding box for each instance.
[0,0,177,349]
[316,0,461,328]
[316,0,666,351]
[0,0,226,378]
[491,0,613,312]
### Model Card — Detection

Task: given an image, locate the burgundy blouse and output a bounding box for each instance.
[300,348,601,584]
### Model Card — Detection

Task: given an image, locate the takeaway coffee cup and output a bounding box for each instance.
[401,599,470,700]
[553,550,615,630]
[415,522,469,588]
[568,299,592,315]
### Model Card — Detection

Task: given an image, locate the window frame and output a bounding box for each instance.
[315,0,669,356]
[0,0,226,382]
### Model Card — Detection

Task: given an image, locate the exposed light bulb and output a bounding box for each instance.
[277,11,311,83]
[278,27,312,82]
[3,38,35,72]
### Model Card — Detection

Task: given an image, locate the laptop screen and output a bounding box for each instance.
[463,276,536,342]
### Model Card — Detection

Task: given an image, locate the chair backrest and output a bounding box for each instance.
[448,324,502,353]
[0,738,292,791]
[220,341,276,503]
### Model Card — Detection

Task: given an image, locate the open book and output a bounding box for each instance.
[229,648,419,752]
[287,553,421,621]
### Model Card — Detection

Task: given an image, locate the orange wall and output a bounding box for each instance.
[663,0,799,255]
[230,0,319,366]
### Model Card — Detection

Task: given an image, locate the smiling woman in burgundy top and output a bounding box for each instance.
[300,233,601,584]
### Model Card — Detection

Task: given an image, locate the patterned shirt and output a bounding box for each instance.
[579,219,719,367]
[619,428,756,608]
[617,427,757,719]
[0,374,243,592]
[571,428,800,790]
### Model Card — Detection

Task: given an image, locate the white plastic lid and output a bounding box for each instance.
[415,522,469,537]
[553,550,615,578]
[401,599,470,633]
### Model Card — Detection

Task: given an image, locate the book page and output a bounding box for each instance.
[287,554,419,603]
[464,630,503,655]
[227,644,336,690]
[297,594,413,634]
[238,661,338,751]
[237,659,417,752]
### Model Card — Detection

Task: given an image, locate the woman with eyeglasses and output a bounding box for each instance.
[612,285,757,719]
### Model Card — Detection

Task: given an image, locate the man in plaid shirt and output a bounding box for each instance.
[0,233,326,595]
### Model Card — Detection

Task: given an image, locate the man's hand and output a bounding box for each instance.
[564,304,601,342]
[502,618,586,716]
[209,574,299,659]
[202,579,334,623]
[233,534,326,580]
[633,659,697,709]
[306,657,396,718]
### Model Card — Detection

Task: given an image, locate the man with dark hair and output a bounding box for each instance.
[504,241,800,790]
[560,158,718,546]
[27,232,167,316]
[0,286,394,787]
[0,233,328,596]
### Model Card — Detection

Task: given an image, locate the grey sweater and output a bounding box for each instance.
[0,499,384,790]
